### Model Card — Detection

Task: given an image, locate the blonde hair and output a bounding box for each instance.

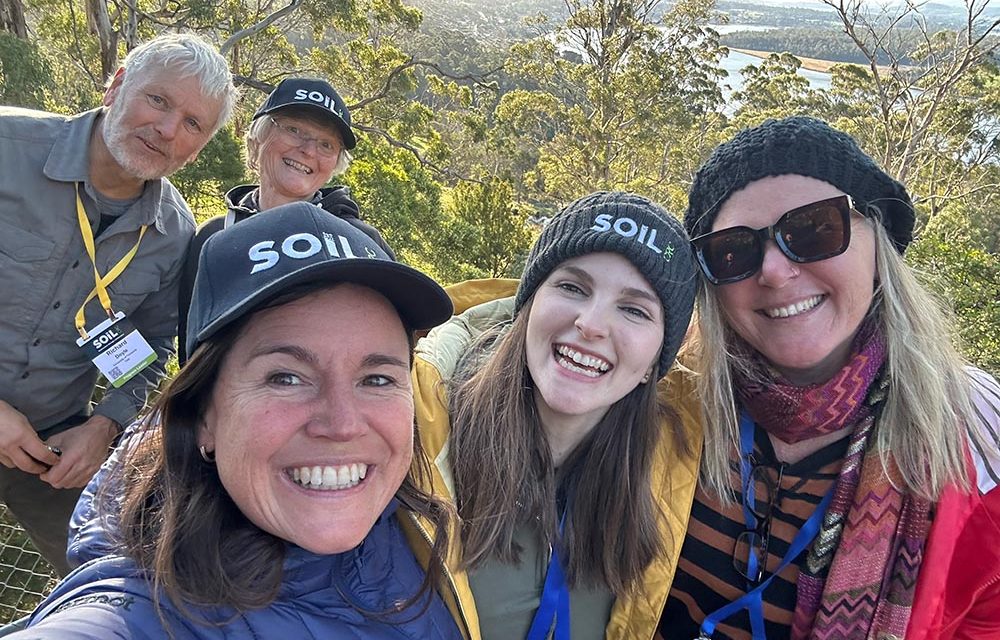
[692,217,974,500]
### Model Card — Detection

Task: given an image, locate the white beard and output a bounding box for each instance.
[101,103,174,181]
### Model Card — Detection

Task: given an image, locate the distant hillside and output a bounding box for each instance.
[409,0,566,40]
[714,0,1000,30]
[720,27,914,65]
[714,0,839,28]
[410,0,838,37]
[408,0,1000,44]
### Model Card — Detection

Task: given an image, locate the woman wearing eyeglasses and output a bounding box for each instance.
[658,116,1000,639]
[174,77,392,364]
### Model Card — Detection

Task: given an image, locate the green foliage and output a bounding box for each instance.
[436,178,536,282]
[27,0,105,109]
[0,34,53,109]
[907,205,1000,375]
[170,127,247,224]
[497,0,728,206]
[340,140,453,278]
[731,52,824,124]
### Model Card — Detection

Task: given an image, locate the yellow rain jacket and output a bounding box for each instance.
[400,279,704,640]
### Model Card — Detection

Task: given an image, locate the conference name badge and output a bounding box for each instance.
[75,311,155,388]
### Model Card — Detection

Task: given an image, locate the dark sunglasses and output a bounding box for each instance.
[691,195,856,285]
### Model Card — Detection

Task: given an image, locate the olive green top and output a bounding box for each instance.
[468,522,614,640]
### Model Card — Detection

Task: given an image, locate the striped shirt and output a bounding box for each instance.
[660,427,849,640]
[968,366,1000,494]
[659,367,1000,639]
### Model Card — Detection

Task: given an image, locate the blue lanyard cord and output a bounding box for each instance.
[527,510,571,640]
[526,543,571,640]
[698,413,834,640]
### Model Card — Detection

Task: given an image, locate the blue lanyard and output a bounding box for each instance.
[697,412,834,640]
[526,510,571,640]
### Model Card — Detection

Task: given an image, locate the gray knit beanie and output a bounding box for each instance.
[515,191,697,379]
[685,116,915,253]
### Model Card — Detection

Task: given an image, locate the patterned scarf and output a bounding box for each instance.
[791,371,933,640]
[735,323,933,639]
[735,321,884,444]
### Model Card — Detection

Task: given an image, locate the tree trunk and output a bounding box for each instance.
[0,0,28,39]
[85,0,118,79]
[121,0,138,51]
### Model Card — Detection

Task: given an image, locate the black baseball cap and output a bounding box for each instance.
[253,78,357,150]
[187,202,452,354]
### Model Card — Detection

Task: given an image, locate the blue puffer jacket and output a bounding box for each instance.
[17,500,461,639]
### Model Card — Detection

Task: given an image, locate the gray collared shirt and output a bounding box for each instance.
[0,106,195,430]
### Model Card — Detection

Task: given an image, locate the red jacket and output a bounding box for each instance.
[908,370,1000,639]
[907,477,1000,639]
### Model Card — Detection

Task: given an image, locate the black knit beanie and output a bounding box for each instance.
[514,191,697,379]
[685,116,915,253]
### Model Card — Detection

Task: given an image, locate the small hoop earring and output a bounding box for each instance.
[199,445,216,463]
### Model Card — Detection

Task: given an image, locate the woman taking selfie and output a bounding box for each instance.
[411,191,702,640]
[11,203,461,638]
[660,117,1000,639]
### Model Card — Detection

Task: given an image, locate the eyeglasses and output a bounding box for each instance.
[268,117,342,158]
[691,195,856,285]
[732,461,785,583]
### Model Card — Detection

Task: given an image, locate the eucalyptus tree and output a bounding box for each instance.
[728,52,826,125]
[815,0,1000,373]
[492,0,728,210]
[821,0,1000,191]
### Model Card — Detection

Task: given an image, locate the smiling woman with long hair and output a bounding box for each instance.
[409,192,701,640]
[659,116,1000,640]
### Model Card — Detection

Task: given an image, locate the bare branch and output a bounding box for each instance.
[232,73,275,93]
[108,0,193,31]
[67,0,100,88]
[918,182,1000,204]
[220,0,302,55]
[352,123,483,184]
[350,59,501,112]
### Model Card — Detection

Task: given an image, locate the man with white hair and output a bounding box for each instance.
[0,33,237,574]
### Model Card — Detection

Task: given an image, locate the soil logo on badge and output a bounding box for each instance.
[91,325,124,350]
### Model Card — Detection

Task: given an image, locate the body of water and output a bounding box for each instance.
[721,49,833,93]
[560,24,834,98]
[710,24,775,34]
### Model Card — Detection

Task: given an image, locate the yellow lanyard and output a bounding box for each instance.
[74,183,147,339]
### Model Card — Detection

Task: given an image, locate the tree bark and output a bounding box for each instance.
[0,0,28,39]
[85,0,118,80]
